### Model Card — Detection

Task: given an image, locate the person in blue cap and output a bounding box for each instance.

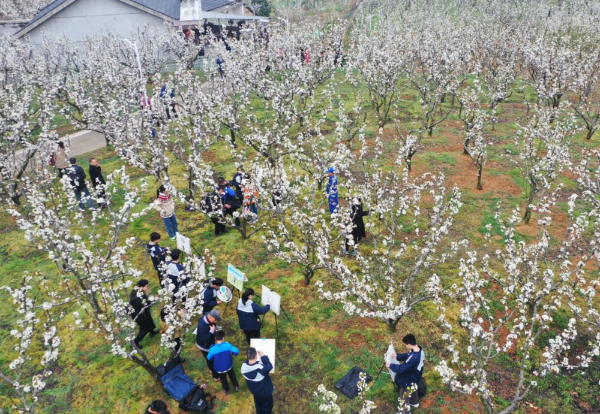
[326,167,338,214]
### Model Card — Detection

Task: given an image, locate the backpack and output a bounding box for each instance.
[179,385,215,413]
[335,366,372,399]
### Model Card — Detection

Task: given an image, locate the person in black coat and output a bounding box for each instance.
[65,158,95,211]
[202,277,223,314]
[196,309,222,381]
[89,158,106,207]
[345,198,369,255]
[129,279,159,349]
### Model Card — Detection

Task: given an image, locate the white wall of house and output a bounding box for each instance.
[24,0,170,45]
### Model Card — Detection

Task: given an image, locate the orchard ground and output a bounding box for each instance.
[1,73,598,413]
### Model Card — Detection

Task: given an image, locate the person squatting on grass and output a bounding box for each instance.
[146,232,168,283]
[241,347,274,414]
[196,309,222,381]
[153,185,178,240]
[387,334,424,413]
[129,279,159,349]
[207,331,240,395]
[236,288,270,345]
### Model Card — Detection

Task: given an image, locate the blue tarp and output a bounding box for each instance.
[160,364,196,403]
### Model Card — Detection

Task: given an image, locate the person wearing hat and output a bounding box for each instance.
[326,167,338,214]
[196,309,222,381]
[129,279,159,349]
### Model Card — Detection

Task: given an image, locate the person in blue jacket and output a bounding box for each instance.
[241,347,274,414]
[236,288,271,345]
[207,331,240,395]
[386,334,424,412]
[219,179,241,227]
[325,167,338,214]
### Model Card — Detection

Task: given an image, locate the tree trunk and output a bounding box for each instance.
[387,318,399,332]
[463,139,471,155]
[317,178,323,191]
[187,171,198,201]
[304,268,314,286]
[480,394,495,414]
[10,195,21,206]
[240,218,248,240]
[586,128,596,140]
[405,155,413,172]
[130,353,158,379]
[477,165,483,190]
[229,128,236,148]
[523,190,535,224]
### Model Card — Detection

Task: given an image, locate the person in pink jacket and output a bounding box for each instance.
[153,185,178,240]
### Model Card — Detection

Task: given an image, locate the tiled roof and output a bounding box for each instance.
[130,0,180,19]
[22,0,71,29]
[22,0,180,31]
[201,0,232,12]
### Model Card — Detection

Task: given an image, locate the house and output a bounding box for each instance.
[15,0,266,45]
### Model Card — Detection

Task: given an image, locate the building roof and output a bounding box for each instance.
[22,0,71,30]
[16,0,180,37]
[178,11,267,23]
[129,0,179,19]
[201,0,232,12]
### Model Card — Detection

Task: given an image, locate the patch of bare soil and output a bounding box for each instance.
[447,153,522,196]
[420,389,483,413]
[264,269,293,280]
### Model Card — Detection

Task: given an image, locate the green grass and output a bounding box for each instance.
[2,65,599,414]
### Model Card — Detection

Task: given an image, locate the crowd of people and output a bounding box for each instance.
[50,141,422,413]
